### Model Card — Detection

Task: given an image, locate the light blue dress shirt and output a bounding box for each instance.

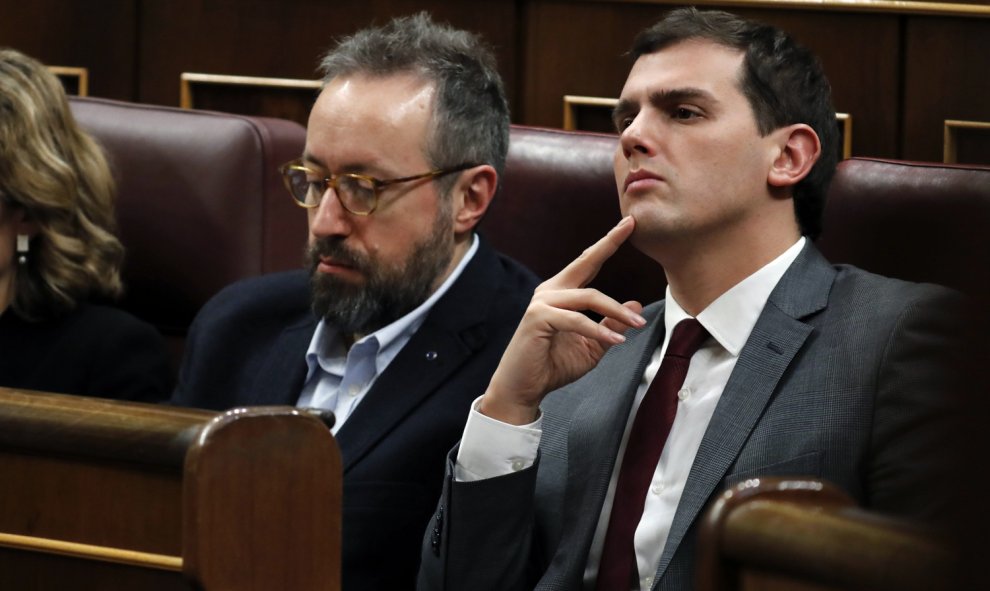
[296,235,479,434]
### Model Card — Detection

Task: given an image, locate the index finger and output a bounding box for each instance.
[545,216,635,290]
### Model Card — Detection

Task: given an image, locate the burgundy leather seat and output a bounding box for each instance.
[65,107,989,371]
[818,157,990,303]
[490,127,990,306]
[69,97,308,367]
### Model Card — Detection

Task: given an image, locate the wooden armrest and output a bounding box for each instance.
[697,478,953,591]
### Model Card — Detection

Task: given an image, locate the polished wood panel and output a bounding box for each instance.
[0,451,184,554]
[563,95,618,133]
[524,2,900,157]
[1,0,987,160]
[0,0,137,100]
[136,0,519,113]
[835,114,853,161]
[944,120,990,164]
[521,1,641,125]
[0,549,189,591]
[182,407,341,590]
[587,0,990,17]
[180,72,321,127]
[48,66,90,96]
[0,532,181,570]
[903,15,990,162]
[0,388,342,591]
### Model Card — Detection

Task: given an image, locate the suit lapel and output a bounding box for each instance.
[245,317,315,406]
[550,303,667,579]
[653,244,836,584]
[335,318,481,472]
[334,240,505,473]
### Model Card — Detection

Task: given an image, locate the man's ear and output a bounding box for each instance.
[452,165,497,234]
[767,124,821,188]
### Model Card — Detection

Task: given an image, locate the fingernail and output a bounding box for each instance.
[631,313,646,326]
[617,216,633,227]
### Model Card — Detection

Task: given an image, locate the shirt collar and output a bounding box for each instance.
[304,234,480,380]
[663,237,806,357]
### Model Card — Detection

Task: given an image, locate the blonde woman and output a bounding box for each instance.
[0,48,169,401]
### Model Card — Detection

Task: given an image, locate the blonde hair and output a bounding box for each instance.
[0,48,123,320]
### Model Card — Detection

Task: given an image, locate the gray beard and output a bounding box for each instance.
[308,213,454,335]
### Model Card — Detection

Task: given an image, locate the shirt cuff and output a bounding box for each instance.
[454,396,542,482]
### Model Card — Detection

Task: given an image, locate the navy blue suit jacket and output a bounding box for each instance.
[172,238,538,590]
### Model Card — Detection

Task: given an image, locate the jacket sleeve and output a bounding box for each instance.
[867,285,973,522]
[418,446,541,591]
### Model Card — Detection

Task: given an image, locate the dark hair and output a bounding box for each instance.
[319,12,509,196]
[632,8,838,239]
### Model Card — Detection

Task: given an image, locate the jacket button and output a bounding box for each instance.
[431,505,445,555]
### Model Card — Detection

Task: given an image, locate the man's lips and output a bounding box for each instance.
[317,256,359,275]
[623,169,663,193]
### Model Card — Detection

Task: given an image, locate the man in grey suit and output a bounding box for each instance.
[418,8,964,591]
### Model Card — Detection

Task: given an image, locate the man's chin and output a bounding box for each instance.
[310,284,378,332]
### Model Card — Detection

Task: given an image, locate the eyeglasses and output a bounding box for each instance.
[278,159,478,215]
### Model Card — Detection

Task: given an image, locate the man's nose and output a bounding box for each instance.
[619,114,653,159]
[309,186,352,238]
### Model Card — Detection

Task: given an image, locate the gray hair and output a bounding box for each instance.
[319,12,509,195]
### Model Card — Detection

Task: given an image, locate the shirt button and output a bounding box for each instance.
[677,387,690,401]
[510,460,525,472]
[651,483,665,495]
[642,575,653,588]
[348,385,360,396]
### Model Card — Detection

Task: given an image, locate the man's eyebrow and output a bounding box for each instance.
[648,87,715,107]
[299,154,381,177]
[611,87,717,130]
[300,154,359,174]
[301,152,325,169]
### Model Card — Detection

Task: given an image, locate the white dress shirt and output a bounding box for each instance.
[456,237,805,589]
[296,235,479,434]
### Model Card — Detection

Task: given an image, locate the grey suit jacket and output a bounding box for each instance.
[418,243,963,591]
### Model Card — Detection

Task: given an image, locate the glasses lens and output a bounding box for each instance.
[338,175,377,214]
[302,172,325,207]
[283,166,314,205]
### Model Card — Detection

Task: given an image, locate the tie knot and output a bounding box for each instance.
[665,318,709,359]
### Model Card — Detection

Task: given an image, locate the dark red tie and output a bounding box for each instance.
[595,318,709,591]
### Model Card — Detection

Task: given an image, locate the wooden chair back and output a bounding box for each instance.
[0,387,342,590]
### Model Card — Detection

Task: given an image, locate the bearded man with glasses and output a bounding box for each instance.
[171,13,538,590]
